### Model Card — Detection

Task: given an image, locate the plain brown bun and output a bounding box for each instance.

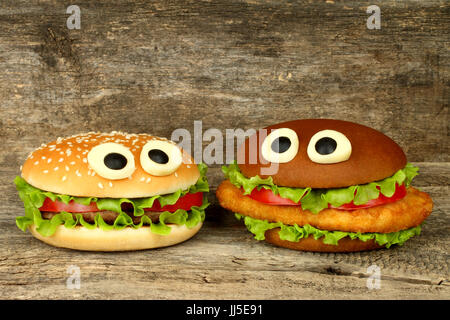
[29,223,202,251]
[264,229,383,252]
[21,132,199,198]
[238,119,407,188]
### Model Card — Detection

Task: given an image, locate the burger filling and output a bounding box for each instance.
[235,214,422,248]
[15,164,209,237]
[222,162,419,214]
[221,162,426,247]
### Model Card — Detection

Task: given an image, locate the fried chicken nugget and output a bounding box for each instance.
[216,180,433,234]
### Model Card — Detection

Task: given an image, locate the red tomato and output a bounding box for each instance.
[246,184,407,210]
[247,188,298,206]
[39,198,99,213]
[143,192,203,212]
[329,184,407,211]
[39,192,204,213]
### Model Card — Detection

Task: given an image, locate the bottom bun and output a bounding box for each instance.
[29,223,202,251]
[264,228,384,252]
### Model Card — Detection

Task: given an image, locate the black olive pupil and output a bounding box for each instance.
[148,149,169,164]
[315,137,337,155]
[271,136,291,153]
[104,153,128,170]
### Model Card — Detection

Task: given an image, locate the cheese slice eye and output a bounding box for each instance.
[261,128,299,163]
[87,143,135,179]
[140,140,182,176]
[307,130,352,164]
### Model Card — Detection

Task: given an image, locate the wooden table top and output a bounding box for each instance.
[1,163,448,299]
[0,0,448,299]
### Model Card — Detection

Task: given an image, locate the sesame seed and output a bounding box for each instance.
[62,176,67,181]
[146,177,151,183]
[140,177,145,182]
[43,170,48,174]
[187,165,191,168]
[76,155,81,159]
[19,165,23,171]
[70,161,76,165]
[59,158,64,162]
[98,182,103,189]
[41,156,46,160]
[66,149,72,156]
[174,172,178,177]
[54,166,59,171]
[59,151,64,155]
[34,161,39,165]
[65,165,69,171]
[109,182,113,187]
[82,158,87,163]
[47,158,52,163]
[75,170,82,177]
[77,147,82,151]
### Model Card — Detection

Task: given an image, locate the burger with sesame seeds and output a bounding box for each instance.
[14,132,209,251]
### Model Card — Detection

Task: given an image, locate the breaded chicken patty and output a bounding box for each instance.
[217,180,432,234]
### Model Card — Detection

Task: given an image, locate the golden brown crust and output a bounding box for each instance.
[216,180,433,233]
[29,223,202,251]
[264,229,384,252]
[238,119,407,188]
[21,132,199,198]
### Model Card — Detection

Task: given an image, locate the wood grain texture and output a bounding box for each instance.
[1,163,448,299]
[0,0,448,299]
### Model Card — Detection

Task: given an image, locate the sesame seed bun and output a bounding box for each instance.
[29,223,203,251]
[21,132,199,198]
[238,119,407,188]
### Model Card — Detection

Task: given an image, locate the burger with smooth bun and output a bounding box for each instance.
[15,132,209,251]
[217,119,433,252]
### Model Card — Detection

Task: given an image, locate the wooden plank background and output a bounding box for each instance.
[0,0,448,299]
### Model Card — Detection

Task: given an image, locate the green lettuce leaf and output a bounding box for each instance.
[235,214,421,248]
[15,163,209,237]
[223,162,419,214]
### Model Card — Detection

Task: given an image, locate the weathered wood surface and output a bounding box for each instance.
[0,0,448,299]
[1,163,448,299]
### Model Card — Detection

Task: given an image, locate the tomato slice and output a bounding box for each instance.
[246,184,407,210]
[330,184,407,211]
[142,192,203,212]
[39,198,99,213]
[39,192,204,213]
[247,188,298,206]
